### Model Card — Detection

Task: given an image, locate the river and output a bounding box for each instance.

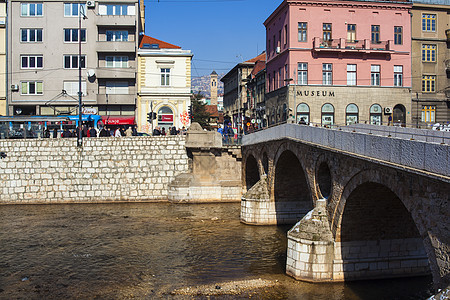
[0,203,433,299]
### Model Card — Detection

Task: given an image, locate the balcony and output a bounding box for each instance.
[96,15,136,27]
[313,37,393,53]
[446,29,450,42]
[96,68,136,79]
[445,59,450,72]
[96,41,135,53]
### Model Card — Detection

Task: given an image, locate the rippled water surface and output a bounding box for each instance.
[0,203,433,299]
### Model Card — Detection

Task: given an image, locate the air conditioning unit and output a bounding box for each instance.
[276,46,281,54]
[384,107,393,114]
[86,0,95,8]
[10,84,19,91]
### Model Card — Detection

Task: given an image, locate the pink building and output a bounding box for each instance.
[264,0,412,126]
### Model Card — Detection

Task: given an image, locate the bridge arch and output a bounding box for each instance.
[332,169,432,281]
[243,154,260,191]
[273,145,313,224]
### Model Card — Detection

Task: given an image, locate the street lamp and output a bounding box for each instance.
[77,4,87,147]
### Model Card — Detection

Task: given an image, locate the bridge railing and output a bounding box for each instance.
[242,123,450,177]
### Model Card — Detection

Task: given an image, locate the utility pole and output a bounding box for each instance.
[77,5,87,147]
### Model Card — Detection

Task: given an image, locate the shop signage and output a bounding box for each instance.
[161,115,173,122]
[296,90,335,97]
[82,107,97,115]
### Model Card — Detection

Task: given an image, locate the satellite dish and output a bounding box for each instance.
[87,69,96,78]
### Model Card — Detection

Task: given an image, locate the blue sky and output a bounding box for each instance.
[145,0,282,77]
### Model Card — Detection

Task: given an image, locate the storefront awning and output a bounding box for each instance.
[101,116,135,125]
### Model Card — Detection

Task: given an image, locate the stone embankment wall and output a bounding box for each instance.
[0,136,189,203]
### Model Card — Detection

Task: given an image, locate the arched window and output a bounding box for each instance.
[393,104,406,126]
[346,103,359,125]
[158,106,174,127]
[370,104,382,125]
[296,103,310,124]
[321,103,334,126]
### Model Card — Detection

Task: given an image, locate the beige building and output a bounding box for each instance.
[221,52,266,128]
[7,0,142,123]
[411,0,450,127]
[137,35,192,133]
[0,0,5,116]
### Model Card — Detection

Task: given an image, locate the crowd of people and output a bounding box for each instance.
[152,126,186,136]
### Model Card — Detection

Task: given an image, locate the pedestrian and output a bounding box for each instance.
[44,128,50,138]
[62,128,71,138]
[99,127,108,137]
[89,126,97,137]
[153,126,161,136]
[114,127,122,137]
[125,126,133,137]
[170,126,178,135]
[388,115,392,126]
[161,127,166,136]
[53,128,58,138]
[132,126,138,136]
[298,117,306,125]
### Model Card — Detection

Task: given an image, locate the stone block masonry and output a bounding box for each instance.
[0,136,189,204]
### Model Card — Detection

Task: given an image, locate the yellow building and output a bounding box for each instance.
[137,36,192,133]
[0,0,5,115]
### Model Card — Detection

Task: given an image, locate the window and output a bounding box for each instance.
[63,81,87,96]
[347,24,356,42]
[21,29,42,42]
[371,65,380,86]
[21,3,43,16]
[422,14,436,32]
[297,63,308,85]
[21,55,43,69]
[105,56,128,68]
[64,55,86,69]
[298,22,307,42]
[422,75,436,92]
[322,63,332,85]
[346,104,359,125]
[296,103,309,124]
[422,44,436,62]
[64,29,86,42]
[321,103,334,126]
[64,3,86,16]
[106,30,128,42]
[284,25,288,45]
[323,23,332,41]
[371,25,380,43]
[106,81,129,94]
[158,106,174,126]
[370,104,382,125]
[394,26,403,45]
[421,105,436,122]
[347,64,356,86]
[161,68,170,86]
[99,4,135,16]
[267,74,271,92]
[278,67,282,89]
[21,81,43,95]
[394,65,403,87]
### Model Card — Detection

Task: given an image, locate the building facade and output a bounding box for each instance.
[221,52,266,128]
[0,0,5,116]
[264,0,412,127]
[137,35,192,133]
[7,0,141,124]
[411,0,449,127]
[245,59,266,129]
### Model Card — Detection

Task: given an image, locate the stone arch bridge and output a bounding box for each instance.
[241,123,449,289]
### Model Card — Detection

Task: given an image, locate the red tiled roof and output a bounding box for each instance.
[251,60,266,76]
[245,52,266,63]
[139,35,181,49]
[205,105,219,117]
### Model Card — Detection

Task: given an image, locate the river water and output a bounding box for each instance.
[0,203,433,299]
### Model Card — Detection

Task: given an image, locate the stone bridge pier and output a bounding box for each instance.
[241,124,450,289]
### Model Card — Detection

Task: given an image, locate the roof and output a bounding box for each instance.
[251,60,266,77]
[211,70,218,75]
[245,52,266,64]
[139,35,181,49]
[205,105,219,118]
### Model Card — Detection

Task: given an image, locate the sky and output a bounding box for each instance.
[144,0,282,78]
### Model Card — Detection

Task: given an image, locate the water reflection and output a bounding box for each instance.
[0,203,433,299]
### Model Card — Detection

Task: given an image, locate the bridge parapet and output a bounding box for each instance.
[243,124,449,177]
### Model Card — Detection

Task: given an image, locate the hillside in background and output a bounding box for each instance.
[191,73,224,98]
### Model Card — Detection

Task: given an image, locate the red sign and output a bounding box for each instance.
[102,116,136,125]
[161,115,173,122]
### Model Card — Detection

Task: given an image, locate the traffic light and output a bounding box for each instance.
[151,112,157,120]
[147,112,151,123]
